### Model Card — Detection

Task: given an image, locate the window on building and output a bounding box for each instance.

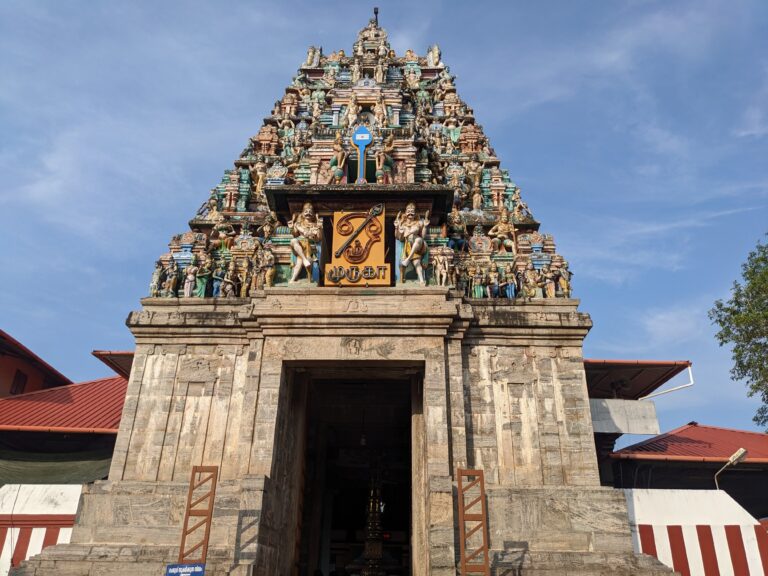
[10,370,27,395]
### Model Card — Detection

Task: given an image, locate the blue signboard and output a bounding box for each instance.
[165,563,205,575]
[352,126,372,184]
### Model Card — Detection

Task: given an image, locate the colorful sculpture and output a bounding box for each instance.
[148,16,570,298]
[394,202,429,285]
[288,202,322,283]
[487,210,516,254]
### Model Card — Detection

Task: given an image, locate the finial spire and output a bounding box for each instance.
[374,6,379,26]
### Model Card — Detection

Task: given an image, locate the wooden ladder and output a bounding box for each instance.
[178,465,219,564]
[457,468,490,576]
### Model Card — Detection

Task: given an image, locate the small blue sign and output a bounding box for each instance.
[165,563,205,576]
[353,126,372,144]
[352,126,373,183]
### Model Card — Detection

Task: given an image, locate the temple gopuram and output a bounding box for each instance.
[14,13,676,576]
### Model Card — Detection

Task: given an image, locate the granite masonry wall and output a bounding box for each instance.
[13,289,672,576]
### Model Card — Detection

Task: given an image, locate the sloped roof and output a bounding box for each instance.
[92,350,134,378]
[0,376,127,434]
[0,329,72,388]
[584,359,691,400]
[612,422,768,463]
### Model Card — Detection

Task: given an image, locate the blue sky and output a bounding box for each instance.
[1,1,767,437]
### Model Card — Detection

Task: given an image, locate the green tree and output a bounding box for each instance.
[709,237,768,428]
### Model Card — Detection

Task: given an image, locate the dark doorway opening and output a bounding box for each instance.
[346,157,377,183]
[297,377,412,576]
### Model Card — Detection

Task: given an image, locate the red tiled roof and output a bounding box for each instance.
[0,329,72,388]
[0,376,127,434]
[612,422,768,463]
[584,359,691,400]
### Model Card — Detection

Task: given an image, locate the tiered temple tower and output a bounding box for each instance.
[16,15,672,576]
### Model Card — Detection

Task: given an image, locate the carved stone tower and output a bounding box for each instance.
[15,15,672,576]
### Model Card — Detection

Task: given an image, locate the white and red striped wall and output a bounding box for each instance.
[0,485,81,575]
[625,489,768,576]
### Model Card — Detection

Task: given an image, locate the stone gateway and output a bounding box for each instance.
[14,14,673,576]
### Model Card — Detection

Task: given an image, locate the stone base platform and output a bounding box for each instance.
[11,544,246,576]
[491,550,675,576]
[15,549,674,576]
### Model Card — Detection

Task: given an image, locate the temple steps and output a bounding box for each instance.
[489,549,677,576]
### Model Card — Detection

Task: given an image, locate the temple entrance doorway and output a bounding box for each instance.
[294,364,421,576]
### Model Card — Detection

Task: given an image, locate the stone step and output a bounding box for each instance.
[10,544,237,576]
[488,549,677,575]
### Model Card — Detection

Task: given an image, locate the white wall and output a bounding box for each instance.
[624,489,767,576]
[0,484,82,576]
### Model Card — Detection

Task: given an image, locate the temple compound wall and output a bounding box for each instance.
[15,289,671,576]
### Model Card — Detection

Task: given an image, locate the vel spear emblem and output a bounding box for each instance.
[335,203,384,260]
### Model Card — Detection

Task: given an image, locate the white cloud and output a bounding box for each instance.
[734,65,768,139]
[464,2,723,117]
[639,302,711,349]
[565,207,761,284]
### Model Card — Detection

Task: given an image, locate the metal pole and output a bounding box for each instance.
[640,366,694,400]
[714,461,730,490]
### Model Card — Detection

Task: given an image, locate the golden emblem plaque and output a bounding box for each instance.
[326,203,390,286]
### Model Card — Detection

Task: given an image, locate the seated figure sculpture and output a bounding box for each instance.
[394,202,429,285]
[487,209,516,254]
[288,202,322,283]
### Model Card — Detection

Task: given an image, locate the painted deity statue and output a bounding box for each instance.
[345,94,360,127]
[556,260,572,298]
[221,261,238,298]
[374,134,395,183]
[464,155,483,191]
[472,187,483,211]
[260,244,277,288]
[212,262,225,297]
[432,252,450,287]
[149,261,164,297]
[426,44,442,67]
[162,260,179,297]
[183,258,198,298]
[471,264,486,298]
[288,202,322,283]
[312,99,323,121]
[258,211,278,242]
[500,263,516,299]
[394,202,429,285]
[374,62,386,84]
[239,258,251,298]
[204,196,220,222]
[194,255,212,297]
[377,39,388,59]
[329,132,347,184]
[350,59,362,84]
[540,264,556,298]
[522,262,540,299]
[486,262,502,298]
[446,204,468,252]
[373,94,388,127]
[511,188,531,221]
[487,210,516,254]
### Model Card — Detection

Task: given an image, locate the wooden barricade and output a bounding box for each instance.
[457,468,490,576]
[178,465,219,564]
